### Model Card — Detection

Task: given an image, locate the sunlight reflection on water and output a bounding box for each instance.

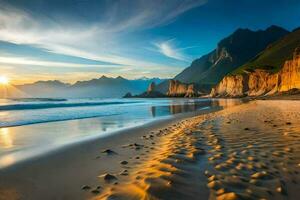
[0,98,243,169]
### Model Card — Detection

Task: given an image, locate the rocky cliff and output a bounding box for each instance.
[134,80,198,98]
[211,47,300,97]
[129,82,166,98]
[167,80,197,97]
[210,75,249,97]
[173,26,289,89]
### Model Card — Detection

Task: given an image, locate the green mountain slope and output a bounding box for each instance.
[232,28,300,74]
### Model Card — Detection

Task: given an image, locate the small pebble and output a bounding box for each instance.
[101,149,117,155]
[81,185,91,190]
[120,160,128,165]
[99,173,118,182]
[91,189,100,194]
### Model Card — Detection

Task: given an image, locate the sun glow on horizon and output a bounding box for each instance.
[0,76,9,85]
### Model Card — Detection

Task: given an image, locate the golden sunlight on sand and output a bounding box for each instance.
[0,128,14,149]
[87,101,300,200]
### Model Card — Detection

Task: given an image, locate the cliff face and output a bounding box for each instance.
[247,70,278,96]
[185,84,196,98]
[278,49,300,92]
[147,82,156,93]
[211,48,300,97]
[174,26,289,89]
[130,81,166,98]
[167,80,197,97]
[211,75,248,97]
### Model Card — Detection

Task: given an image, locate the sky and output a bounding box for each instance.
[0,0,300,84]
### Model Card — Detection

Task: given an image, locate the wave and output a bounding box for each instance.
[10,98,67,102]
[0,101,140,111]
[0,113,123,128]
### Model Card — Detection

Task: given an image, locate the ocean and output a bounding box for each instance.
[0,98,239,169]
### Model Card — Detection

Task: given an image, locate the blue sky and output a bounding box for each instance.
[0,0,300,84]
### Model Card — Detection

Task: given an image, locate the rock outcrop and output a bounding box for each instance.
[185,84,197,98]
[210,75,249,97]
[128,82,166,98]
[147,82,156,93]
[133,80,199,98]
[278,48,300,92]
[123,92,132,98]
[167,80,197,97]
[211,47,300,97]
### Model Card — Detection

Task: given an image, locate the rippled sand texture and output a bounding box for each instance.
[94,100,300,200]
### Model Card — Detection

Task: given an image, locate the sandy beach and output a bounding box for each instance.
[1,99,300,200]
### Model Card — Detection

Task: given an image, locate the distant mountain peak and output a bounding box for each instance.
[292,27,300,32]
[138,76,150,80]
[116,76,126,80]
[232,25,288,37]
[32,80,69,86]
[136,76,164,81]
[100,75,109,79]
[35,80,62,83]
[233,28,252,34]
[266,25,288,32]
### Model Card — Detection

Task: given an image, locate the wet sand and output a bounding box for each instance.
[95,100,300,200]
[1,100,300,200]
[0,103,225,200]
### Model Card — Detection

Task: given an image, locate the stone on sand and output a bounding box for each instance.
[251,171,267,179]
[120,160,128,165]
[120,170,129,176]
[81,185,91,190]
[101,149,117,155]
[207,180,221,190]
[91,189,100,194]
[99,173,118,182]
[216,192,238,200]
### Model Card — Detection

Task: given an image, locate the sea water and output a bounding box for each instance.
[0,98,239,169]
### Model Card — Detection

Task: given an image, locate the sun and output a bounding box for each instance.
[0,76,9,85]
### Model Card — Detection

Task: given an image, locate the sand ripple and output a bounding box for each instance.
[92,100,300,200]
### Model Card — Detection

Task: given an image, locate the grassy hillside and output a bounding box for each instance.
[232,28,300,75]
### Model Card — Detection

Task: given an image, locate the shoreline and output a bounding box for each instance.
[0,105,219,171]
[0,105,224,200]
[2,99,299,200]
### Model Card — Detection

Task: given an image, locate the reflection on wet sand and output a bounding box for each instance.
[0,128,13,149]
[150,99,243,117]
[0,128,17,168]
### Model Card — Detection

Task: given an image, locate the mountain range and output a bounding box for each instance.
[13,76,165,98]
[155,25,290,94]
[7,25,300,99]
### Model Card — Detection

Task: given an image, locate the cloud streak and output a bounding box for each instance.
[0,0,207,82]
[0,56,121,68]
[154,39,191,62]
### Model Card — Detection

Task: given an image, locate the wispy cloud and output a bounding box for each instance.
[0,56,121,68]
[154,39,191,62]
[0,0,207,81]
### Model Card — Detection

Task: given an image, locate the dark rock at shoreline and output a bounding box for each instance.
[123,91,166,98]
[123,92,132,98]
